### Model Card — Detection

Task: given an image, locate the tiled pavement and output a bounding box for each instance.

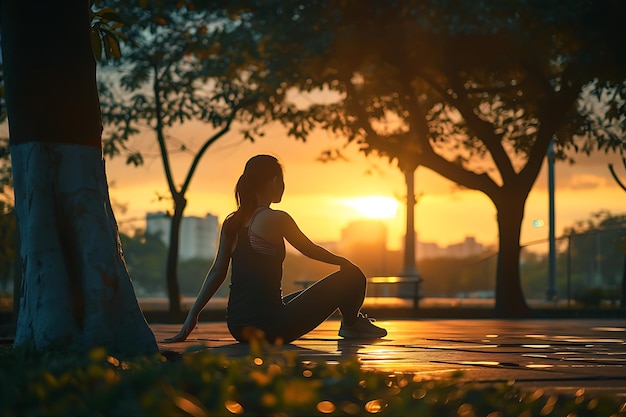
[152,318,626,398]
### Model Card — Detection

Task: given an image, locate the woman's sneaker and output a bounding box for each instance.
[339,313,387,339]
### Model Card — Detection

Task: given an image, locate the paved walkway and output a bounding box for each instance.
[153,318,626,398]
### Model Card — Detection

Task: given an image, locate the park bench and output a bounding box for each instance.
[294,275,423,310]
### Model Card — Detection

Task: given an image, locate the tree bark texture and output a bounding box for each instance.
[11,143,157,353]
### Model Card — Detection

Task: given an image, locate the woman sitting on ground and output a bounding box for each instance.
[166,154,386,344]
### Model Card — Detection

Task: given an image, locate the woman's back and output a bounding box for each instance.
[247,208,284,245]
[227,209,286,326]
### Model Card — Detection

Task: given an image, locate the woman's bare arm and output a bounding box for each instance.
[277,210,355,268]
[164,228,233,342]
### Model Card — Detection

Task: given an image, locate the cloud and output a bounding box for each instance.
[532,151,619,191]
[567,174,607,190]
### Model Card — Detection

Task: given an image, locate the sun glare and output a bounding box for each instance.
[346,196,399,219]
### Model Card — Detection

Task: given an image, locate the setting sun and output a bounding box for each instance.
[344,196,399,219]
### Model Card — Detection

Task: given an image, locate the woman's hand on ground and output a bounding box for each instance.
[163,314,198,343]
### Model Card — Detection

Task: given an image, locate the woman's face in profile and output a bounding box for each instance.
[272,175,285,203]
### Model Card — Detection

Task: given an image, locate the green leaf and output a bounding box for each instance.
[91,31,102,61]
[109,35,121,59]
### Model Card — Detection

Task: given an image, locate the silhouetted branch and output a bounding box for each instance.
[608,161,626,192]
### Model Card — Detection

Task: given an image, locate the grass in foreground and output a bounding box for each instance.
[1,344,625,417]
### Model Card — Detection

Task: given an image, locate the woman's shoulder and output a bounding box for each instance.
[265,208,292,221]
[255,208,294,228]
[222,212,236,227]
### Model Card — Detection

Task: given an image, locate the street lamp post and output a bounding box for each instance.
[546,138,557,301]
[401,165,423,308]
[402,166,419,277]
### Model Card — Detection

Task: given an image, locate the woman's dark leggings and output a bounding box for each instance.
[228,267,366,344]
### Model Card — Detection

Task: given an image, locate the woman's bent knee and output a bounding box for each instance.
[342,267,366,287]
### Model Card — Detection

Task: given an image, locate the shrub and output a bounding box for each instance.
[1,345,624,416]
[574,287,605,307]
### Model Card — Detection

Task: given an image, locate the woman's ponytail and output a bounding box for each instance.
[223,155,282,237]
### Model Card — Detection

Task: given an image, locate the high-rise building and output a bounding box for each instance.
[445,236,484,258]
[416,235,485,259]
[146,212,218,261]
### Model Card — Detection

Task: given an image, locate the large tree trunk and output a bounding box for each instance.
[2,1,157,353]
[493,194,531,317]
[11,143,157,353]
[165,196,186,317]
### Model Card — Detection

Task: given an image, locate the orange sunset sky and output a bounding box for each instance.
[104,121,625,252]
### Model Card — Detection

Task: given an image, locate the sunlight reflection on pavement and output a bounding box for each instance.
[153,319,626,396]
